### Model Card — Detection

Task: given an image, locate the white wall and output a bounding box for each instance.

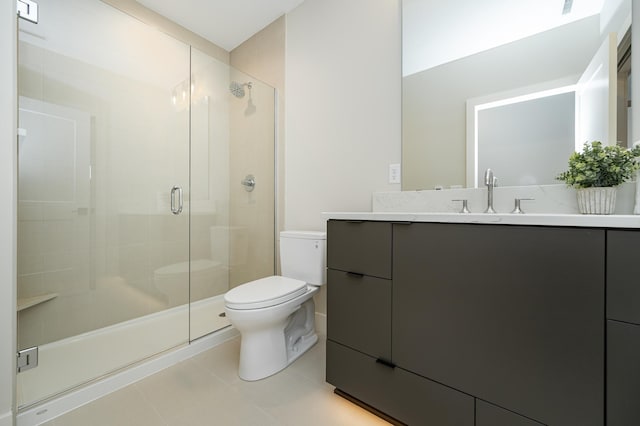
[0,1,16,425]
[285,0,402,231]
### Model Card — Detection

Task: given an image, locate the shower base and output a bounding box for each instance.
[17,294,233,424]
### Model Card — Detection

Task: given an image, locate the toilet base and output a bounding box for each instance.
[231,291,319,381]
[286,330,318,367]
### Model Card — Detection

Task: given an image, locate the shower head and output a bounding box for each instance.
[229,81,252,98]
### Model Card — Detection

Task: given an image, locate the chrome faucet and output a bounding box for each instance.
[484,168,497,213]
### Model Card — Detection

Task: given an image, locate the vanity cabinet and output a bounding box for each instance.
[476,400,544,426]
[326,220,474,425]
[326,219,608,426]
[326,220,392,279]
[607,320,640,426]
[326,220,392,360]
[393,223,604,426]
[327,269,391,360]
[326,341,474,426]
[607,230,640,325]
[606,230,640,425]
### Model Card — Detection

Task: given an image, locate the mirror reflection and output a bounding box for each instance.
[402,0,632,190]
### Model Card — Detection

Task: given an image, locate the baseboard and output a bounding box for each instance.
[315,312,327,335]
[17,327,238,426]
[0,410,13,426]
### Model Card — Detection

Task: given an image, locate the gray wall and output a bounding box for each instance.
[477,92,575,186]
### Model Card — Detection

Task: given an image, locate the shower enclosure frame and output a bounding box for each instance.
[15,0,277,414]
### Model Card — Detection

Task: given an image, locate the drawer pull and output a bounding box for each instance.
[376,358,396,369]
[347,272,364,277]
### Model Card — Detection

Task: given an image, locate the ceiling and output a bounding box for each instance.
[403,0,607,76]
[135,0,306,51]
[134,0,610,74]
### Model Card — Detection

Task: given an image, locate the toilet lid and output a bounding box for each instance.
[224,276,308,310]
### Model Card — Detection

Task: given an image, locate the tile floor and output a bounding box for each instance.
[43,335,391,426]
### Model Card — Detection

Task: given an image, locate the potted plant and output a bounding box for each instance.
[557,141,640,214]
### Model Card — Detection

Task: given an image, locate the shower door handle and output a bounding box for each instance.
[170,186,183,215]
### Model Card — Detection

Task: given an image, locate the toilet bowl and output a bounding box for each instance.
[224,231,326,381]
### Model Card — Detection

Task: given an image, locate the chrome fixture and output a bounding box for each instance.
[230,81,253,98]
[17,347,38,372]
[17,0,38,24]
[511,198,534,214]
[452,199,470,213]
[484,168,497,213]
[170,186,183,215]
[241,174,256,192]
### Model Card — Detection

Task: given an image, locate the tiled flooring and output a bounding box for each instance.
[43,335,390,425]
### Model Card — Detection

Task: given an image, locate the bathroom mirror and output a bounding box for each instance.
[401,0,632,190]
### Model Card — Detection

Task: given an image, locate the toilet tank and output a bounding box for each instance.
[279,231,326,285]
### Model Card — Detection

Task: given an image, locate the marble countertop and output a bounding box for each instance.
[323,212,640,228]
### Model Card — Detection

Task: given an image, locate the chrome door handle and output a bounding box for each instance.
[170,186,183,215]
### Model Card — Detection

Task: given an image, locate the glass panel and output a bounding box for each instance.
[228,70,276,289]
[17,0,190,407]
[188,48,231,338]
[188,50,276,340]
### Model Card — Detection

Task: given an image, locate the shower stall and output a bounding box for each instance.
[16,0,275,409]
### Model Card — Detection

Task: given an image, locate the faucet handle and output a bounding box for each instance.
[452,199,470,213]
[511,198,534,214]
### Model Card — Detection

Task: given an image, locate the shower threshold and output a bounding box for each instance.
[17,294,232,418]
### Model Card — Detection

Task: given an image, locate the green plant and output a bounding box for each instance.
[557,141,640,188]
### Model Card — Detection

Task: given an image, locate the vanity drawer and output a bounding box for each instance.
[327,220,392,279]
[476,400,544,426]
[607,320,640,425]
[327,269,391,359]
[327,340,474,426]
[607,230,640,324]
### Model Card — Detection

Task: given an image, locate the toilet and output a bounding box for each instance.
[224,231,326,381]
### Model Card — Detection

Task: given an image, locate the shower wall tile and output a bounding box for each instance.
[17,63,44,100]
[17,308,44,349]
[39,220,74,254]
[73,216,91,250]
[17,220,42,257]
[104,245,121,277]
[42,204,75,221]
[41,268,81,295]
[17,273,44,299]
[41,252,73,272]
[119,244,150,283]
[18,254,43,276]
[18,201,43,221]
[118,214,149,246]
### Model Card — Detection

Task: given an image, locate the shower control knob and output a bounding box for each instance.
[241,175,256,192]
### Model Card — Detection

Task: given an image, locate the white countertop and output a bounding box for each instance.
[323,212,640,228]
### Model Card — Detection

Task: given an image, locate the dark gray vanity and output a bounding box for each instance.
[325,217,640,426]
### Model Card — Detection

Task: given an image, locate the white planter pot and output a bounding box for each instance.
[576,187,617,215]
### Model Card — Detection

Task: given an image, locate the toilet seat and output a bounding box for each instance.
[224,276,308,310]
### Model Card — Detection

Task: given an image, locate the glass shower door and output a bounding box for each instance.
[187,49,277,340]
[17,0,190,407]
